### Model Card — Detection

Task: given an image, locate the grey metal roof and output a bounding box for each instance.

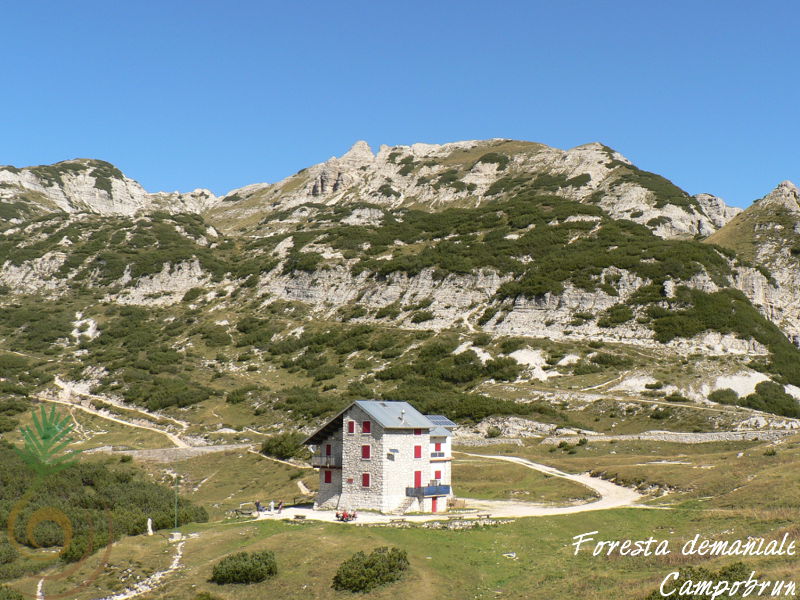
[304,400,439,446]
[429,426,451,437]
[354,400,433,429]
[426,415,457,429]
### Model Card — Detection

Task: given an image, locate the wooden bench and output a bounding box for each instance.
[476,513,492,519]
[293,514,306,521]
[389,518,407,523]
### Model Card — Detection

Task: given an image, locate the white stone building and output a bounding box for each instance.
[304,400,456,514]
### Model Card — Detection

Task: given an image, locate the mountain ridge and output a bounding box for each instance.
[1,139,745,241]
[1,140,800,441]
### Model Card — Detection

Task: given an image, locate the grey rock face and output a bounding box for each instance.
[0,159,220,216]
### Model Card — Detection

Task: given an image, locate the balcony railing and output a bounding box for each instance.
[406,485,451,498]
[310,455,342,468]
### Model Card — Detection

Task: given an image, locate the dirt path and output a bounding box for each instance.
[93,444,254,463]
[35,394,188,448]
[453,452,642,517]
[246,448,313,469]
[541,429,795,445]
[91,541,185,600]
[53,378,190,430]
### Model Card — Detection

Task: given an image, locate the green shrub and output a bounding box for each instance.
[376,303,401,319]
[597,304,633,327]
[650,408,671,420]
[478,306,499,326]
[410,310,434,323]
[474,152,510,170]
[210,551,277,584]
[197,325,231,347]
[332,547,409,593]
[499,337,526,354]
[572,361,602,375]
[485,426,502,438]
[0,445,207,564]
[274,386,347,419]
[589,353,632,367]
[0,541,17,565]
[0,586,23,600]
[282,251,323,274]
[708,388,738,405]
[226,385,258,404]
[182,287,204,303]
[665,393,690,402]
[378,184,400,198]
[738,381,800,418]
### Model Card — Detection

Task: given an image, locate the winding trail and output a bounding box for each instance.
[452,452,642,517]
[91,541,186,600]
[36,393,188,448]
[32,378,190,448]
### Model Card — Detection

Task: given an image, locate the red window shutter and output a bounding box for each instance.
[414,428,422,435]
[362,420,371,433]
[435,442,442,451]
[414,445,422,459]
[414,470,422,487]
[361,445,371,459]
[324,470,332,484]
[325,444,331,456]
[362,473,370,487]
[434,470,442,480]
[347,421,355,433]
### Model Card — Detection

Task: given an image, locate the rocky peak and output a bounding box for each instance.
[0,159,220,217]
[694,193,743,228]
[338,140,375,165]
[757,180,800,212]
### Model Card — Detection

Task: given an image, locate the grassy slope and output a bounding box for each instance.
[3,387,800,599]
[28,505,799,600]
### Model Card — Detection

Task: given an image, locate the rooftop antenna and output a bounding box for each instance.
[400,409,405,422]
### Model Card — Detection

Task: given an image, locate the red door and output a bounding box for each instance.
[431,497,438,513]
[325,444,331,456]
[414,471,422,488]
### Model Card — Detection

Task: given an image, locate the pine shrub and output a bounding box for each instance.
[210,551,277,584]
[332,547,409,593]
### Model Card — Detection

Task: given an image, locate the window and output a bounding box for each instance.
[324,470,332,484]
[414,428,422,435]
[361,445,371,459]
[362,420,371,434]
[361,473,370,487]
[325,444,332,456]
[347,421,355,434]
[434,442,442,452]
[434,470,442,480]
[414,445,422,459]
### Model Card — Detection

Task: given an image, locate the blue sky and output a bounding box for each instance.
[1,1,797,207]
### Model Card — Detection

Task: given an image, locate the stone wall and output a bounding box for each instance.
[338,404,385,511]
[314,429,344,509]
